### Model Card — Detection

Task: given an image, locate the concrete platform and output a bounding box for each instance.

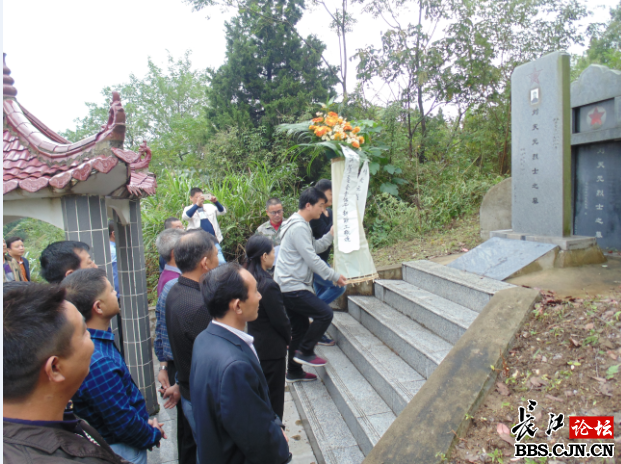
[490,230,597,250]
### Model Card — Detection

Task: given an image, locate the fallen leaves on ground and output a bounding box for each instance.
[449,289,621,463]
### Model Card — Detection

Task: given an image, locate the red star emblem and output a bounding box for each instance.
[589,107,605,126]
[527,67,541,85]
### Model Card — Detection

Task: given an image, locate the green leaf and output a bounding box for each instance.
[379,182,399,196]
[369,162,380,175]
[384,164,396,174]
[393,178,408,185]
[606,364,619,379]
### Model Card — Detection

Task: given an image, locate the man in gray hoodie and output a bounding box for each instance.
[274,187,347,382]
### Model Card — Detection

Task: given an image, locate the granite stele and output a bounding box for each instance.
[450,51,607,280]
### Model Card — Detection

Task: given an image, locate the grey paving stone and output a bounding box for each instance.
[348,296,453,378]
[314,346,395,455]
[290,371,364,464]
[375,279,478,344]
[402,260,515,312]
[328,312,424,415]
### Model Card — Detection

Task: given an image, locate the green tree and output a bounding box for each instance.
[206,0,338,131]
[573,1,621,78]
[62,52,210,171]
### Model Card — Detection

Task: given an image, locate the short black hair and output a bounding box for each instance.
[61,268,109,322]
[3,281,30,295]
[190,187,203,197]
[3,283,74,400]
[5,236,24,249]
[298,187,327,209]
[266,197,282,209]
[108,220,115,238]
[174,230,216,273]
[164,217,180,229]
[40,241,91,284]
[315,179,332,193]
[200,263,249,320]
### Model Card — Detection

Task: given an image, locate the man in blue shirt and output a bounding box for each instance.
[62,268,166,464]
[108,220,120,295]
[182,187,227,264]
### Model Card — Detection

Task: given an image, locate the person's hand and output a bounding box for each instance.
[162,384,181,409]
[336,275,347,287]
[149,418,167,442]
[196,194,205,207]
[329,226,334,236]
[282,428,289,443]
[209,194,218,203]
[157,368,170,393]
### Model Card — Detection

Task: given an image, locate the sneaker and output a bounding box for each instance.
[293,351,327,367]
[286,371,317,383]
[317,334,336,346]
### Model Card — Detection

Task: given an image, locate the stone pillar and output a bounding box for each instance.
[511,51,572,237]
[61,195,122,346]
[112,199,158,414]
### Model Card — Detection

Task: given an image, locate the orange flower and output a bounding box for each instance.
[351,140,360,148]
[338,117,343,124]
[325,116,338,127]
[358,136,365,143]
[343,124,353,131]
[309,125,316,131]
[315,127,329,137]
[328,111,338,117]
[312,117,324,123]
[353,126,361,133]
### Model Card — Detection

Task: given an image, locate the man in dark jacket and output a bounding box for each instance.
[191,263,291,464]
[3,283,128,463]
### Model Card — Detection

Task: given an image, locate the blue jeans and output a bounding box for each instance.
[181,396,200,464]
[215,243,226,265]
[110,443,147,464]
[314,269,346,305]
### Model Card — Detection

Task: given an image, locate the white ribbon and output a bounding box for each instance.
[356,159,370,219]
[337,147,361,253]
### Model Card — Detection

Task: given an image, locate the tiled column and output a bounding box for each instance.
[61,195,122,348]
[113,199,158,414]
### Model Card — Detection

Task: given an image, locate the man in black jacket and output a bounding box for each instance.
[3,283,128,463]
[166,230,220,443]
[309,179,346,346]
[191,263,291,464]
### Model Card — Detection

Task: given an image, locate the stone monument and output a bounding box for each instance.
[510,51,572,236]
[450,52,607,280]
[570,65,621,251]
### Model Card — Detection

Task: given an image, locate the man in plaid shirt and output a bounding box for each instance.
[62,268,166,464]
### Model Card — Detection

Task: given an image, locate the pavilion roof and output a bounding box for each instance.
[3,54,156,198]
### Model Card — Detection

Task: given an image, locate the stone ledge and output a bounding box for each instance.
[362,286,541,464]
[489,230,596,250]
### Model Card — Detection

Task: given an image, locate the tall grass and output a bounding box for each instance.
[141,162,301,302]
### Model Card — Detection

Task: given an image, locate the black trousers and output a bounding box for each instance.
[259,357,287,420]
[168,361,196,464]
[282,290,333,375]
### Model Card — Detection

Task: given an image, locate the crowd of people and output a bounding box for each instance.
[3,180,347,464]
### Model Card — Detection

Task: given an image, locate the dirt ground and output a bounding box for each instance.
[449,289,621,463]
[371,216,621,463]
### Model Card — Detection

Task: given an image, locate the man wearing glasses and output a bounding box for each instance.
[256,198,286,246]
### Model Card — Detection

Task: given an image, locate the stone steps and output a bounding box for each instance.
[402,259,515,312]
[348,295,453,379]
[374,279,479,344]
[288,368,366,464]
[290,260,500,463]
[327,312,425,415]
[314,345,396,455]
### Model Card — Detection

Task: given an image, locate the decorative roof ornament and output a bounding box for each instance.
[3,53,17,98]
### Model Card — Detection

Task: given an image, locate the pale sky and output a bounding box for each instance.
[2,0,617,134]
